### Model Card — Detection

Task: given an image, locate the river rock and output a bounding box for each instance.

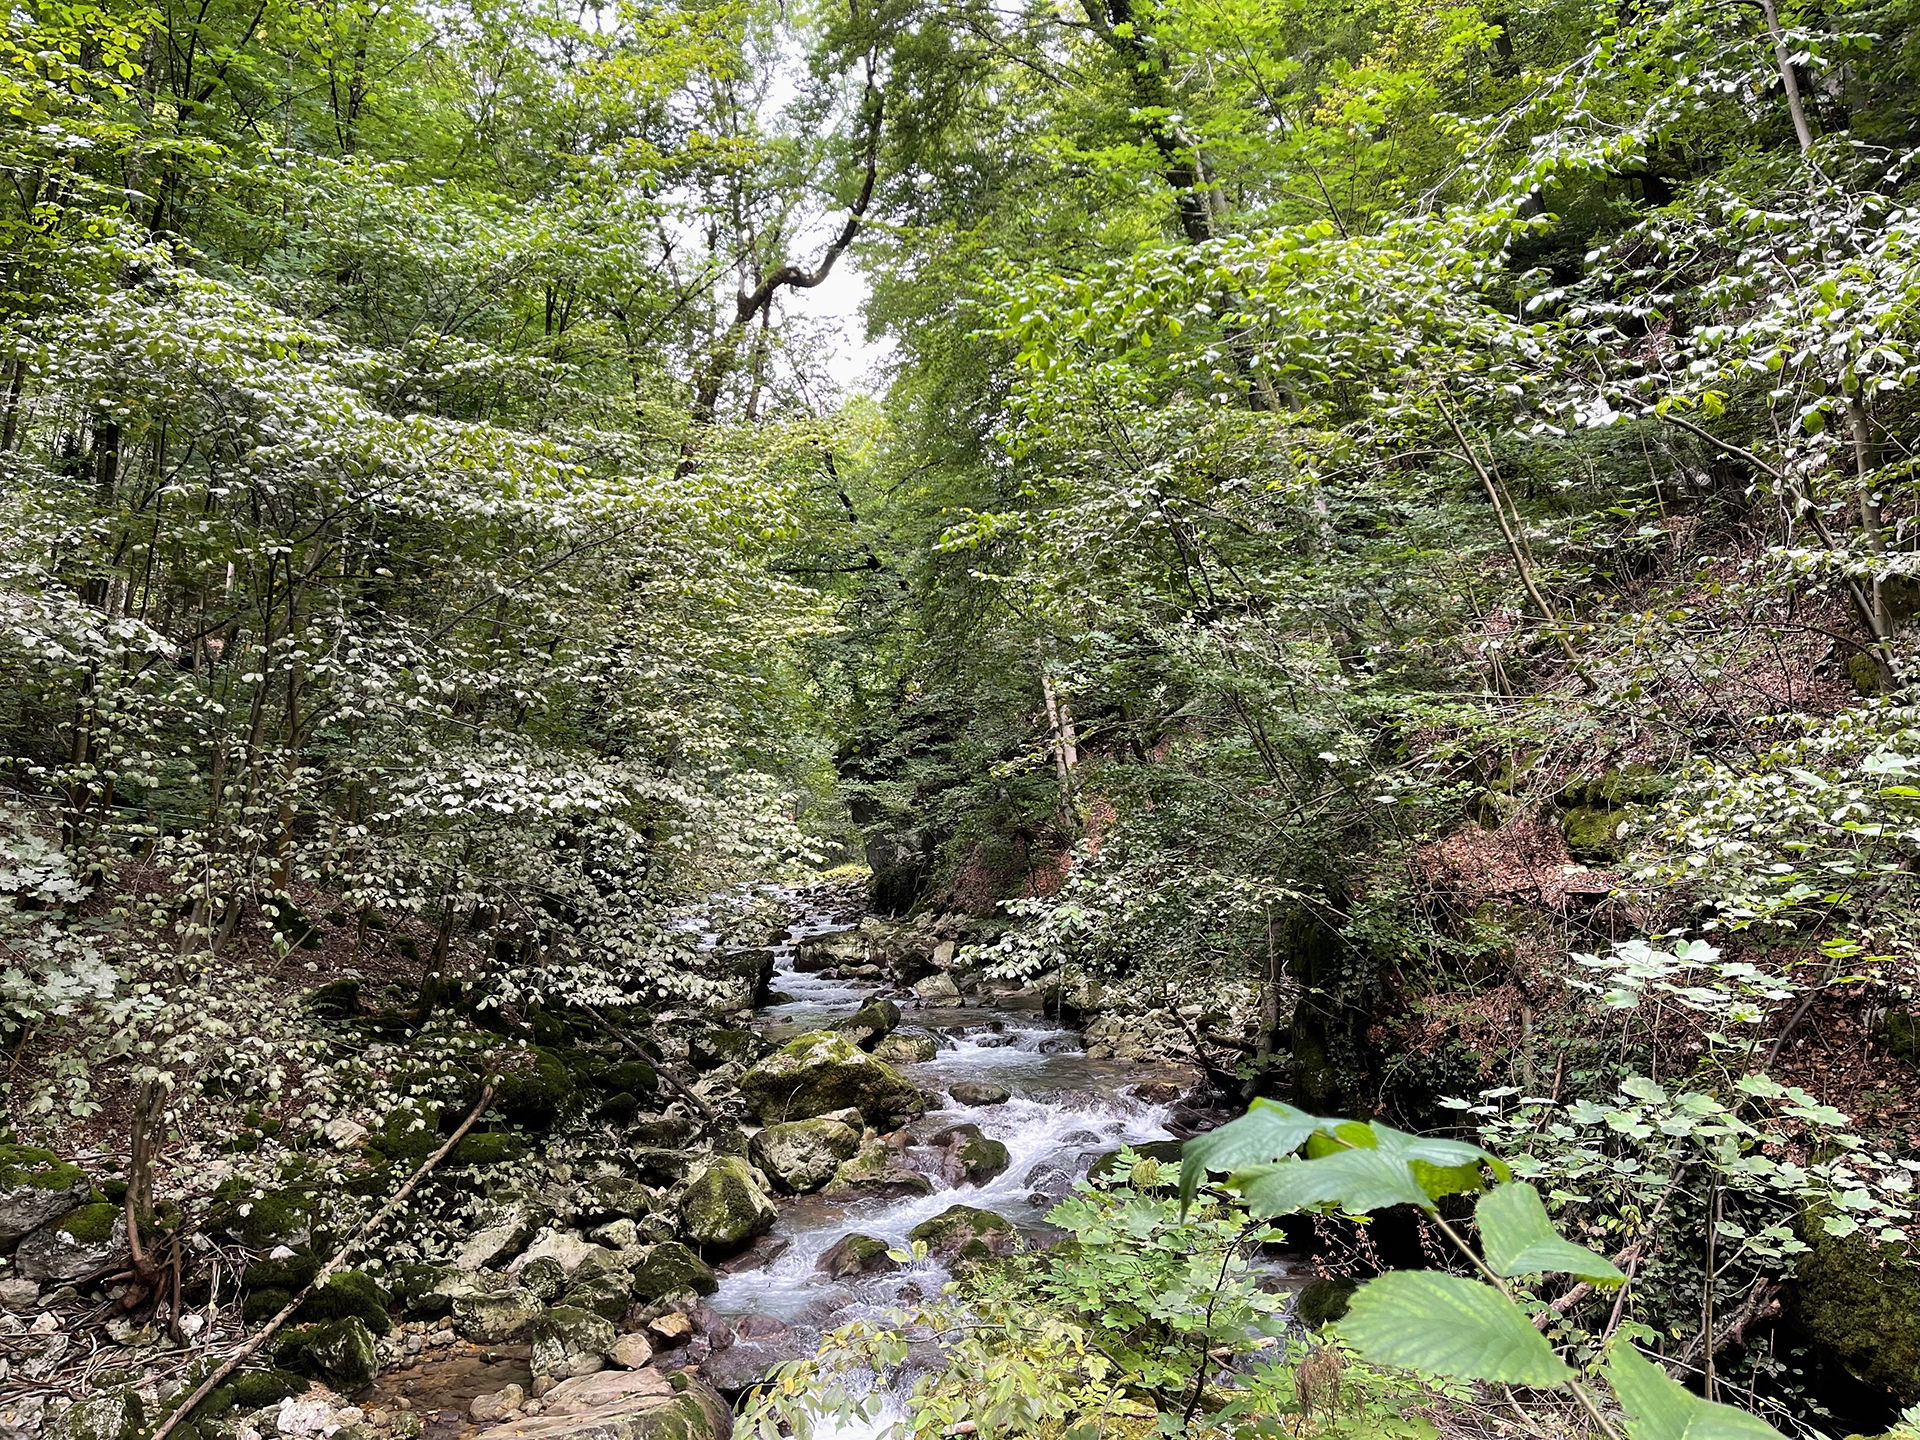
[281,1315,381,1392]
[872,1028,938,1064]
[453,1286,545,1341]
[471,1385,526,1423]
[737,1031,927,1127]
[531,1306,616,1379]
[908,1205,1022,1264]
[700,1337,810,1399]
[913,974,962,1007]
[747,1118,861,1194]
[816,1233,899,1279]
[823,1140,934,1200]
[932,1124,1010,1185]
[0,1146,92,1250]
[946,1081,1009,1106]
[832,999,901,1049]
[610,1333,654,1369]
[1087,1140,1185,1191]
[678,1157,776,1252]
[631,1242,717,1300]
[16,1203,125,1282]
[482,1370,731,1440]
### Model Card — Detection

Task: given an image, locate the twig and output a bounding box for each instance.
[144,1086,496,1440]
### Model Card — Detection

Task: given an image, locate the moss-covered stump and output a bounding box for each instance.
[631,1241,717,1302]
[909,1205,1021,1265]
[1790,1223,1920,1399]
[16,1201,126,1281]
[0,1145,92,1250]
[678,1157,776,1253]
[275,1316,381,1393]
[747,1118,862,1195]
[932,1124,1010,1185]
[737,1031,927,1127]
[816,1233,899,1280]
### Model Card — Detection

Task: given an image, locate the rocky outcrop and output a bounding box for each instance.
[16,1203,124,1282]
[631,1242,717,1301]
[531,1306,617,1379]
[747,1118,862,1194]
[677,1157,776,1253]
[737,1031,927,1127]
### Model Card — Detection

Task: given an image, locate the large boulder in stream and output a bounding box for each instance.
[817,1233,900,1279]
[932,1124,1010,1185]
[832,999,901,1049]
[481,1369,732,1440]
[677,1157,776,1253]
[909,1205,1022,1264]
[748,1118,862,1194]
[737,1030,927,1128]
[824,1140,933,1200]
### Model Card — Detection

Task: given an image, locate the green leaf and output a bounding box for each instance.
[1477,1183,1625,1285]
[1607,1342,1786,1440]
[1179,1099,1320,1212]
[1338,1272,1574,1387]
[1229,1122,1501,1216]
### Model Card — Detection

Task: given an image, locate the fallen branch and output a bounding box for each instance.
[582,1003,714,1123]
[145,1086,497,1440]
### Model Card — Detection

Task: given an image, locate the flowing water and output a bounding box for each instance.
[696,895,1224,1423]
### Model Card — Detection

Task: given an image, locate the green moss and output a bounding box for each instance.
[1790,1219,1920,1398]
[304,979,361,1019]
[1296,1277,1356,1328]
[631,1241,717,1300]
[559,1271,632,1320]
[483,1047,574,1130]
[1878,1008,1920,1065]
[243,1288,295,1324]
[227,1369,309,1410]
[1849,652,1884,695]
[0,1144,86,1193]
[451,1131,527,1166]
[1559,805,1626,862]
[56,1202,119,1244]
[245,1253,321,1291]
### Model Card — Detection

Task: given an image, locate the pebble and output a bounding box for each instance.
[28,1314,58,1335]
[0,1281,39,1312]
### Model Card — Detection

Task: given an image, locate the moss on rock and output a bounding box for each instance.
[678,1156,776,1253]
[0,1143,92,1247]
[737,1030,927,1127]
[1790,1220,1920,1399]
[909,1204,1021,1265]
[747,1118,862,1195]
[631,1241,717,1301]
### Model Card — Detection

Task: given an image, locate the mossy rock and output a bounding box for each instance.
[631,1241,717,1301]
[274,1316,380,1393]
[296,1270,391,1335]
[737,1030,927,1127]
[817,1232,898,1280]
[16,1200,126,1281]
[45,1388,143,1440]
[747,1118,862,1195]
[1296,1277,1357,1328]
[1789,1218,1920,1399]
[1087,1140,1186,1192]
[678,1156,776,1253]
[304,979,361,1019]
[872,1029,939,1064]
[560,1271,633,1320]
[0,1143,92,1247]
[690,1028,767,1072]
[529,1305,616,1379]
[1559,805,1628,863]
[228,1369,310,1411]
[932,1124,1010,1185]
[245,1252,321,1292]
[908,1204,1021,1265]
[601,1060,659,1096]
[1849,652,1884,696]
[831,1000,902,1050]
[480,1047,575,1130]
[1877,1009,1920,1066]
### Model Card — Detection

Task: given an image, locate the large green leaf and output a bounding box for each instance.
[1179,1099,1321,1212]
[1231,1122,1500,1217]
[1338,1272,1575,1387]
[1606,1342,1786,1440]
[1477,1182,1624,1285]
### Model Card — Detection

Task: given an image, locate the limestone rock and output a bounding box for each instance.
[823,1141,933,1200]
[747,1119,861,1195]
[737,1031,927,1128]
[831,999,901,1050]
[908,1205,1021,1265]
[289,1316,381,1393]
[452,1287,545,1342]
[45,1388,142,1440]
[871,1029,938,1064]
[609,1334,654,1370]
[465,1372,730,1440]
[470,1386,525,1423]
[16,1203,125,1282]
[912,974,962,1007]
[677,1158,775,1253]
[816,1233,899,1280]
[530,1306,616,1380]
[0,1145,91,1250]
[946,1081,1009,1107]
